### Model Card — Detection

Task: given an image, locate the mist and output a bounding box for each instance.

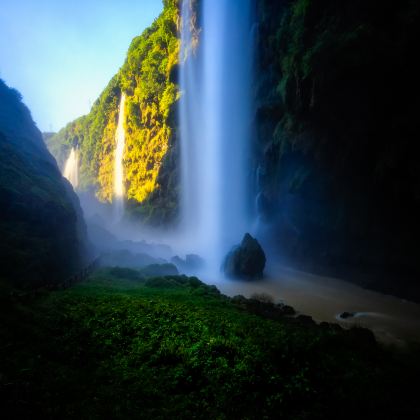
[2,0,420,417]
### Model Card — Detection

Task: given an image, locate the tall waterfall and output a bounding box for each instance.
[180,0,254,271]
[63,147,79,188]
[114,92,126,220]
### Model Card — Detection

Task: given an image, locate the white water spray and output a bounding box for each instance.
[63,147,79,188]
[114,92,126,220]
[180,0,254,271]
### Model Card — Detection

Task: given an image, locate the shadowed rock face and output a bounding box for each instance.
[0,79,91,289]
[222,233,266,279]
[253,0,420,300]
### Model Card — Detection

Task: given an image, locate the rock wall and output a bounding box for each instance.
[0,80,91,289]
[46,0,181,225]
[254,0,420,299]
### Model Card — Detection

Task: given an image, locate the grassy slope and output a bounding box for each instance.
[1,269,418,419]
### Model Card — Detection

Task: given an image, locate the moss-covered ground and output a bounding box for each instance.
[1,268,418,419]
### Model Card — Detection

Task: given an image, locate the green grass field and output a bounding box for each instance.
[1,268,418,419]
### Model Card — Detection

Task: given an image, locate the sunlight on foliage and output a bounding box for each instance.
[47,0,180,215]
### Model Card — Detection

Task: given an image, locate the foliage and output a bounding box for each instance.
[0,80,89,289]
[1,268,419,418]
[47,0,181,223]
[254,0,420,298]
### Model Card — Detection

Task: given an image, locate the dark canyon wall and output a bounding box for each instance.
[0,80,90,289]
[254,0,420,299]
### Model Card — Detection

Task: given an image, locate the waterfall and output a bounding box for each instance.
[114,92,126,220]
[63,147,79,188]
[180,0,254,271]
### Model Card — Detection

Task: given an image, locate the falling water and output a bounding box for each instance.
[180,0,254,271]
[114,92,126,220]
[63,147,79,188]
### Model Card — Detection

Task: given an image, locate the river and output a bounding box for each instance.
[203,263,420,347]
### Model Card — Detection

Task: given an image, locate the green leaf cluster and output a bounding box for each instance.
[47,0,181,217]
[1,268,418,418]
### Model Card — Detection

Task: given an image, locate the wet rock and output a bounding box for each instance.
[339,312,355,319]
[222,233,266,279]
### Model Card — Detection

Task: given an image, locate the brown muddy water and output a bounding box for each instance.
[204,264,420,347]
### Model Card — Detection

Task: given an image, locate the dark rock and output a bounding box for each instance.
[320,322,343,332]
[339,312,355,320]
[254,0,420,303]
[296,315,316,326]
[0,80,90,289]
[250,292,274,304]
[222,233,266,279]
[348,327,377,347]
[276,303,296,316]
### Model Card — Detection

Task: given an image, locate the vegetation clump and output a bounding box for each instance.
[47,0,181,224]
[1,268,419,419]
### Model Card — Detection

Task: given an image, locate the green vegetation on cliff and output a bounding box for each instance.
[0,80,90,289]
[47,0,181,224]
[2,269,419,418]
[255,0,420,298]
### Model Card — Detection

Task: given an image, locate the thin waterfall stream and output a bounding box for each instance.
[63,147,79,188]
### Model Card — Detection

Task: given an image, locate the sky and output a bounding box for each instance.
[0,0,163,132]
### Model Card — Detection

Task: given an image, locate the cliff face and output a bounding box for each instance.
[254,0,420,298]
[44,0,420,297]
[47,0,181,225]
[0,80,90,289]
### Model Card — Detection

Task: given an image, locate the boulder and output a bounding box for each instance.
[339,312,355,320]
[222,233,266,279]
